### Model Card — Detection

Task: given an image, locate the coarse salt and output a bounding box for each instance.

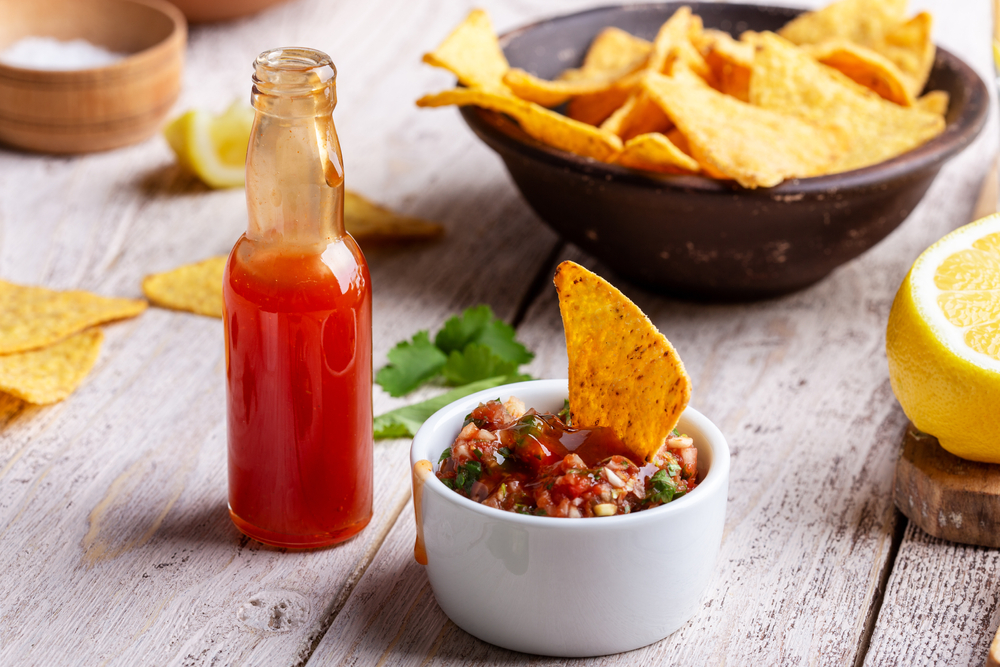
[0,37,127,70]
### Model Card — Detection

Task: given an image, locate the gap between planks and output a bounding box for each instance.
[294,488,414,667]
[511,241,566,329]
[853,508,909,667]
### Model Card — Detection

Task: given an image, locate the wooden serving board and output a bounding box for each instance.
[892,159,1000,551]
[894,423,1000,548]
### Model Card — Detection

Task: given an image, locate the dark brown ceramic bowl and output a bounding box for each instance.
[458,2,988,300]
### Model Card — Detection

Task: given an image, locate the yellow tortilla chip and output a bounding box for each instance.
[665,127,692,155]
[0,281,146,355]
[600,89,672,141]
[567,8,713,127]
[699,29,754,102]
[0,329,102,404]
[644,70,842,188]
[345,191,444,244]
[615,132,700,174]
[558,27,651,83]
[422,9,509,91]
[566,76,640,126]
[777,0,932,97]
[915,89,949,116]
[749,32,945,174]
[871,12,935,97]
[417,87,623,161]
[648,6,712,80]
[778,0,908,48]
[804,40,913,105]
[554,261,691,463]
[503,68,622,108]
[647,8,685,72]
[143,256,226,318]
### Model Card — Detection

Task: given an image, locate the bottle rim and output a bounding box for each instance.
[253,47,336,97]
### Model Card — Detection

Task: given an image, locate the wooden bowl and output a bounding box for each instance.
[168,0,291,23]
[0,0,186,154]
[459,2,989,300]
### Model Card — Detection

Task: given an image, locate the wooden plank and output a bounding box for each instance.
[312,152,996,665]
[864,525,1000,667]
[0,0,580,664]
[310,231,912,664]
[309,1,998,662]
[865,0,1000,662]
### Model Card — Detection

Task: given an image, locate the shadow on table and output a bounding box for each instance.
[351,554,546,665]
[135,162,212,198]
[145,499,242,550]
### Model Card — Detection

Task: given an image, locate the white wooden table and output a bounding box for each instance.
[1,0,997,664]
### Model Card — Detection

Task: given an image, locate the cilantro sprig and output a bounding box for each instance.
[647,468,686,505]
[373,375,521,439]
[373,305,535,439]
[376,305,533,397]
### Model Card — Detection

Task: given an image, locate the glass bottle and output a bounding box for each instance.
[223,47,373,549]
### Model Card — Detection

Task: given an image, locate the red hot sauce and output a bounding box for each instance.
[224,48,373,548]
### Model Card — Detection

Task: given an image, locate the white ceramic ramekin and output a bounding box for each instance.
[410,379,730,657]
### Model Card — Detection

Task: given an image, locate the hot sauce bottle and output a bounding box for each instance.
[224,48,373,548]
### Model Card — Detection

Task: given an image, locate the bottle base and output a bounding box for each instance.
[229,507,371,549]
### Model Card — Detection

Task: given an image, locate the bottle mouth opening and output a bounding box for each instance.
[253,47,336,96]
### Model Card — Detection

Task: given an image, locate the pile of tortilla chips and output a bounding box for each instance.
[554,261,691,462]
[0,281,146,404]
[417,0,946,189]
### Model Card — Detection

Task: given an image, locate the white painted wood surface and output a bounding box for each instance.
[0,0,996,665]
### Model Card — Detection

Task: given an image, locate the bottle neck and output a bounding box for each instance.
[245,48,344,249]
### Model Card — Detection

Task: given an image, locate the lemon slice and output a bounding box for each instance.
[163,102,254,188]
[886,213,1000,462]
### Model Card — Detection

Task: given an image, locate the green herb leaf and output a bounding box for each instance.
[435,305,534,365]
[373,375,519,439]
[375,330,447,397]
[461,461,482,491]
[441,343,529,386]
[475,319,534,365]
[438,448,452,464]
[434,305,496,354]
[647,469,678,504]
[558,399,572,426]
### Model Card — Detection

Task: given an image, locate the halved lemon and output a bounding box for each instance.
[163,102,254,188]
[886,213,1000,462]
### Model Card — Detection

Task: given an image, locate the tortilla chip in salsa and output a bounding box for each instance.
[554,260,691,463]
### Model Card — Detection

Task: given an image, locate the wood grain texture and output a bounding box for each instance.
[868,1,1000,660]
[895,424,1000,549]
[309,1,999,664]
[864,524,1000,667]
[0,0,569,663]
[0,0,186,153]
[0,0,996,665]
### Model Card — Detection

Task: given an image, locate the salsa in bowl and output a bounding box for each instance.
[437,395,699,518]
[410,379,730,657]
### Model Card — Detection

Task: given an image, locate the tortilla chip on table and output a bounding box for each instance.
[0,280,146,354]
[0,329,104,405]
